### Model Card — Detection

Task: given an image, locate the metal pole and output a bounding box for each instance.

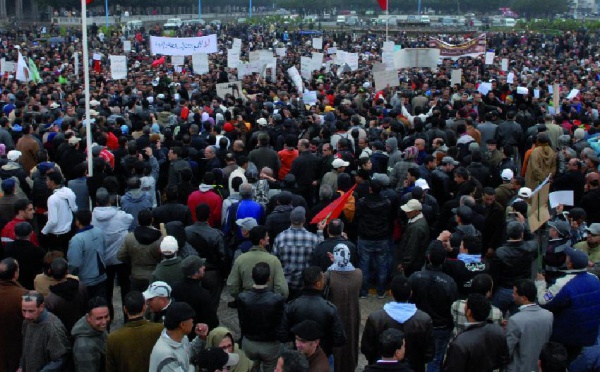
[104,0,108,27]
[249,0,252,18]
[385,0,388,41]
[417,0,421,15]
[198,0,202,20]
[81,0,94,177]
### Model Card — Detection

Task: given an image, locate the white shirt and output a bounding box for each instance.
[42,187,78,235]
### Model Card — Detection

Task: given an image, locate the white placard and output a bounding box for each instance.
[534,89,540,98]
[548,85,554,94]
[216,82,243,99]
[123,40,132,53]
[373,70,399,90]
[312,37,323,50]
[276,48,286,57]
[507,72,515,83]
[345,52,359,71]
[327,47,337,54]
[383,41,394,52]
[478,82,492,95]
[287,66,303,93]
[228,49,241,69]
[109,55,127,80]
[232,38,242,51]
[149,35,218,55]
[74,53,79,77]
[0,58,4,75]
[372,63,386,73]
[237,61,262,80]
[549,191,574,208]
[301,56,312,80]
[249,51,260,62]
[501,58,509,72]
[567,89,580,100]
[451,69,462,86]
[382,51,394,70]
[93,53,102,61]
[171,55,185,66]
[192,53,209,74]
[393,48,440,69]
[516,87,529,95]
[304,91,318,104]
[485,51,495,65]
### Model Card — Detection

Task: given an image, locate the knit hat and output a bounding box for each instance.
[160,236,179,255]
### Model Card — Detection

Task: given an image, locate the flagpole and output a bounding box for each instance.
[81,0,94,177]
[385,0,388,41]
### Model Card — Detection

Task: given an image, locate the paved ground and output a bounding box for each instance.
[110,286,388,371]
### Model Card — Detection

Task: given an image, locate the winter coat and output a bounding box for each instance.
[68,226,107,287]
[443,322,509,372]
[106,319,163,372]
[72,315,107,372]
[121,189,152,230]
[525,144,556,189]
[0,280,27,372]
[117,226,163,280]
[92,206,133,266]
[45,278,88,335]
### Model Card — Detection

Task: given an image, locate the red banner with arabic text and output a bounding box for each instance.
[428,34,487,58]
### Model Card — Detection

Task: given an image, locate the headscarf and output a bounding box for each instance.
[205,327,253,372]
[327,243,355,272]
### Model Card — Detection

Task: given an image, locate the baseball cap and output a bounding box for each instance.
[547,220,571,238]
[415,178,430,190]
[501,168,514,181]
[143,281,172,300]
[401,199,422,213]
[7,150,21,162]
[564,246,589,270]
[236,217,258,231]
[181,255,206,277]
[441,156,459,166]
[586,223,600,235]
[196,347,240,371]
[160,236,179,255]
[518,187,532,198]
[332,158,350,169]
[68,136,81,146]
[257,118,268,127]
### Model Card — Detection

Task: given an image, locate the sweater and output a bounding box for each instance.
[72,316,107,372]
[20,310,70,372]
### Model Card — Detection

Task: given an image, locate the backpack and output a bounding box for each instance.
[337,190,356,222]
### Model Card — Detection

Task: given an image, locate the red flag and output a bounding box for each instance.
[377,0,388,11]
[151,56,165,68]
[310,184,357,224]
[93,59,101,72]
[86,0,93,4]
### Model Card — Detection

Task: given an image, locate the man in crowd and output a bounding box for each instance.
[72,297,111,371]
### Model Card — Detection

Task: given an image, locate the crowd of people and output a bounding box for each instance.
[1,17,600,372]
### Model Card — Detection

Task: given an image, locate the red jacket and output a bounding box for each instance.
[187,186,223,227]
[278,148,299,180]
[1,218,39,246]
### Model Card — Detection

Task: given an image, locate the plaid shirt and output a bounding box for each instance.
[273,227,324,289]
[451,299,503,336]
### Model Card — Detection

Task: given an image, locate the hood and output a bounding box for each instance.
[71,315,107,339]
[123,189,147,202]
[273,204,294,213]
[166,221,186,248]
[324,112,336,122]
[49,278,80,301]
[133,225,162,245]
[54,187,78,210]
[383,302,417,323]
[456,224,480,237]
[385,137,398,152]
[199,183,214,192]
[92,206,118,222]
[536,145,556,167]
[2,161,20,171]
[205,327,242,354]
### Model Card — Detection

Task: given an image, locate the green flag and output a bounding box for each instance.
[28,58,42,84]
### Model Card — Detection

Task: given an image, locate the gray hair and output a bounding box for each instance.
[460,195,476,208]
[319,184,333,200]
[239,183,253,198]
[506,221,524,240]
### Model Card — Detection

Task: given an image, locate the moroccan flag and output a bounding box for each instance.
[377,0,388,11]
[310,184,357,224]
[151,56,166,68]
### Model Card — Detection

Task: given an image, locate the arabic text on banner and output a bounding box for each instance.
[149,35,218,56]
[109,55,127,80]
[428,34,487,58]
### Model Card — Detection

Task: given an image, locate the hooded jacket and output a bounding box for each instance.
[41,186,78,235]
[117,226,163,280]
[121,189,152,230]
[67,226,107,287]
[361,302,434,372]
[72,316,107,372]
[187,184,222,227]
[386,137,402,171]
[45,278,88,334]
[92,206,134,266]
[525,144,556,189]
[206,327,254,372]
[356,194,392,240]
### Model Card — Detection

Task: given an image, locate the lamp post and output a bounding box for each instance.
[199,0,202,20]
[105,0,108,27]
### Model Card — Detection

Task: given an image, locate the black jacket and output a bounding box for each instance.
[2,239,45,290]
[361,307,434,372]
[290,151,319,192]
[442,322,509,372]
[152,202,193,227]
[580,188,600,224]
[356,193,392,240]
[264,205,293,240]
[490,239,538,289]
[237,287,285,342]
[278,288,346,356]
[408,267,458,329]
[171,277,219,335]
[185,222,225,270]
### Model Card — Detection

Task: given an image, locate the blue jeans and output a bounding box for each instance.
[428,327,452,372]
[492,286,515,316]
[359,238,388,297]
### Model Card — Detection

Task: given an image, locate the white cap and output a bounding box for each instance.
[331,158,350,169]
[7,150,21,162]
[401,199,423,212]
[160,236,179,255]
[257,118,268,126]
[143,281,172,300]
[518,187,532,198]
[415,178,430,190]
[501,168,514,181]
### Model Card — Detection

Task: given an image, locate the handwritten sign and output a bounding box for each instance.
[171,55,184,66]
[312,37,323,50]
[109,55,127,80]
[123,40,131,53]
[484,51,495,65]
[288,66,303,93]
[149,35,217,56]
[373,70,399,90]
[451,69,462,86]
[228,49,241,69]
[276,48,286,57]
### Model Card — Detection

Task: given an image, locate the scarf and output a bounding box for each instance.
[327,243,355,272]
